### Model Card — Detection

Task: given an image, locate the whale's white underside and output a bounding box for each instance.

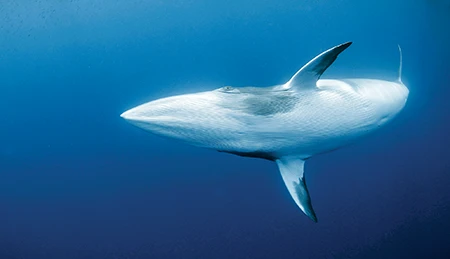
[121,42,409,222]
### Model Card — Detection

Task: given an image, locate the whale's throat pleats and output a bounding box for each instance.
[276,157,317,222]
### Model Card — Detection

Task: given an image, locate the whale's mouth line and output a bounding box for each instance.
[121,112,181,128]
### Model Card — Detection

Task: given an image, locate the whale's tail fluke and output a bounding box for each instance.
[397,44,403,84]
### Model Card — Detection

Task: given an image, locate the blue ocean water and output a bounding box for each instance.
[1,0,449,258]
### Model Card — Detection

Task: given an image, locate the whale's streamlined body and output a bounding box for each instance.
[121,42,409,222]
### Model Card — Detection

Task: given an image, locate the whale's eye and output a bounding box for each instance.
[218,86,240,93]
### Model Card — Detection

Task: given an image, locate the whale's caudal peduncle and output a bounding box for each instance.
[121,42,409,222]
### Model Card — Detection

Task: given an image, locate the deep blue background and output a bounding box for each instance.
[1,0,449,258]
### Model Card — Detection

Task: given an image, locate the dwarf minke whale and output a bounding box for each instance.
[121,42,409,222]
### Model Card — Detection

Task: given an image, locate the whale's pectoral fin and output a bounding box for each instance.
[285,42,352,90]
[276,157,317,222]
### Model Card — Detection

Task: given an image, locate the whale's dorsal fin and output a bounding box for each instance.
[276,156,317,222]
[284,42,352,91]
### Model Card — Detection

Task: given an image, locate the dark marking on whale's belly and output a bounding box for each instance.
[218,150,276,161]
[243,94,299,116]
